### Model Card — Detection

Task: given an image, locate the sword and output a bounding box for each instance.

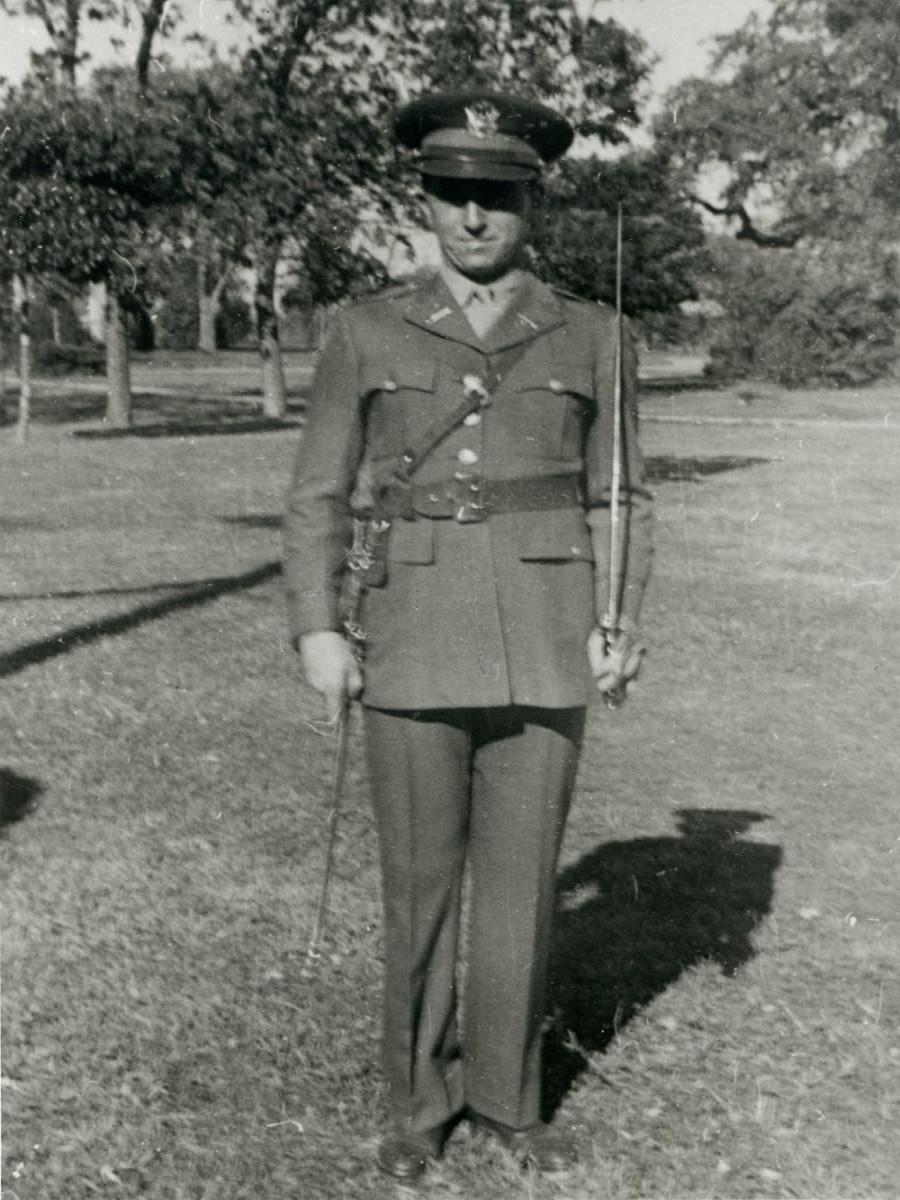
[304,697,352,964]
[601,204,627,709]
[303,520,369,967]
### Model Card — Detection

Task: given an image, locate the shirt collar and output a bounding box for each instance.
[439,262,526,308]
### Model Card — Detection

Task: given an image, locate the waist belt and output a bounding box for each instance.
[395,472,583,522]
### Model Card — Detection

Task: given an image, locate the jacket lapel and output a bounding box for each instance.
[401,272,567,357]
[400,274,484,352]
[480,274,567,355]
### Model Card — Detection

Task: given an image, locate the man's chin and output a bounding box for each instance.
[449,254,514,283]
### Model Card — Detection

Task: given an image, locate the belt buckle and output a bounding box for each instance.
[454,473,486,523]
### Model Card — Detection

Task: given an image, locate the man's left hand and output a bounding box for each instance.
[587,627,645,697]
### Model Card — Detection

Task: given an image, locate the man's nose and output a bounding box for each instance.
[463,201,487,232]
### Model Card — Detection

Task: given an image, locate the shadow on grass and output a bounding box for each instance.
[639,376,714,393]
[221,515,283,530]
[0,572,282,603]
[0,768,43,829]
[645,455,769,483]
[543,808,782,1119]
[0,561,281,679]
[1,389,307,433]
[74,415,301,439]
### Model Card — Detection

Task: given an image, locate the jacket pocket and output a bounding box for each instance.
[359,358,438,399]
[387,518,435,564]
[516,509,594,562]
[512,368,595,460]
[360,359,438,457]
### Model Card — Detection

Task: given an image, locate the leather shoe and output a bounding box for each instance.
[376,1125,444,1182]
[470,1112,578,1173]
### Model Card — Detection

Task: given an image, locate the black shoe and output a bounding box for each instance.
[471,1112,579,1173]
[376,1125,444,1182]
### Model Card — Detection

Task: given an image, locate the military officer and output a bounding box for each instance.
[283,90,653,1182]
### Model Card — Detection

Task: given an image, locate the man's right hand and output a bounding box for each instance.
[299,631,363,720]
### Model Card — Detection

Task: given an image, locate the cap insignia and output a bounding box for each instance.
[464,102,502,139]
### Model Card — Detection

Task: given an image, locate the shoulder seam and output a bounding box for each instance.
[550,285,590,304]
[349,281,421,307]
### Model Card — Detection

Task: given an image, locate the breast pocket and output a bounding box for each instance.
[511,368,595,461]
[360,358,438,457]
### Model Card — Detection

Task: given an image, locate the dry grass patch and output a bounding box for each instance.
[2,383,898,1199]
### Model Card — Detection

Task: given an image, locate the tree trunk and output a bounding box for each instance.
[136,0,169,93]
[197,240,229,354]
[13,275,32,444]
[198,290,218,354]
[50,304,63,346]
[255,257,286,418]
[86,281,107,343]
[105,288,132,427]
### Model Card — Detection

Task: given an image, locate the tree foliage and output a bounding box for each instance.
[531,151,708,315]
[1,0,707,418]
[0,77,188,289]
[0,0,182,90]
[654,0,900,385]
[386,0,648,146]
[704,237,900,388]
[657,0,900,247]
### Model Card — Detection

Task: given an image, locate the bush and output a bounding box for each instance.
[154,260,198,350]
[704,239,900,387]
[215,292,254,349]
[32,341,105,375]
[154,259,254,351]
[29,296,90,346]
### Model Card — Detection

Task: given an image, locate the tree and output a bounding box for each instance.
[531,151,708,315]
[654,0,900,384]
[0,0,186,428]
[388,0,649,143]
[0,0,113,88]
[658,0,900,247]
[703,236,900,387]
[0,76,190,424]
[184,3,402,414]
[0,0,179,91]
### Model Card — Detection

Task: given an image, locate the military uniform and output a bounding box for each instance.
[282,90,653,1169]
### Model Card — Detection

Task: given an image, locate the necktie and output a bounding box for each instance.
[464,286,501,338]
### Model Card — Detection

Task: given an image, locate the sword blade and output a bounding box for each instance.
[305,699,352,961]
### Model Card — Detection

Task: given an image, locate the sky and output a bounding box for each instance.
[0,0,772,107]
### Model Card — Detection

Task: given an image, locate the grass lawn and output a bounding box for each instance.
[1,364,898,1199]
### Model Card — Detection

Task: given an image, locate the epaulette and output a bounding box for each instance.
[550,285,597,307]
[351,280,422,307]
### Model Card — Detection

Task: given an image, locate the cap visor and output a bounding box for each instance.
[418,159,538,182]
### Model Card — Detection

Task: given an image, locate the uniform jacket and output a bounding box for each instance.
[282,271,653,710]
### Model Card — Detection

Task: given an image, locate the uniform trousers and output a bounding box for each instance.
[363,704,586,1134]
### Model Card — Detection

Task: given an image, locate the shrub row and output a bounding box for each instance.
[704,239,900,388]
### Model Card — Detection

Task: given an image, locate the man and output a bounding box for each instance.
[283,91,653,1182]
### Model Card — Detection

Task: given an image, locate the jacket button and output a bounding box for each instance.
[458,448,479,465]
[382,379,398,391]
[462,373,487,398]
[549,378,564,393]
[463,412,482,426]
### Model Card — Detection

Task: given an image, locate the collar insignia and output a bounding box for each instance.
[426,306,454,324]
[464,102,502,139]
[517,312,539,330]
